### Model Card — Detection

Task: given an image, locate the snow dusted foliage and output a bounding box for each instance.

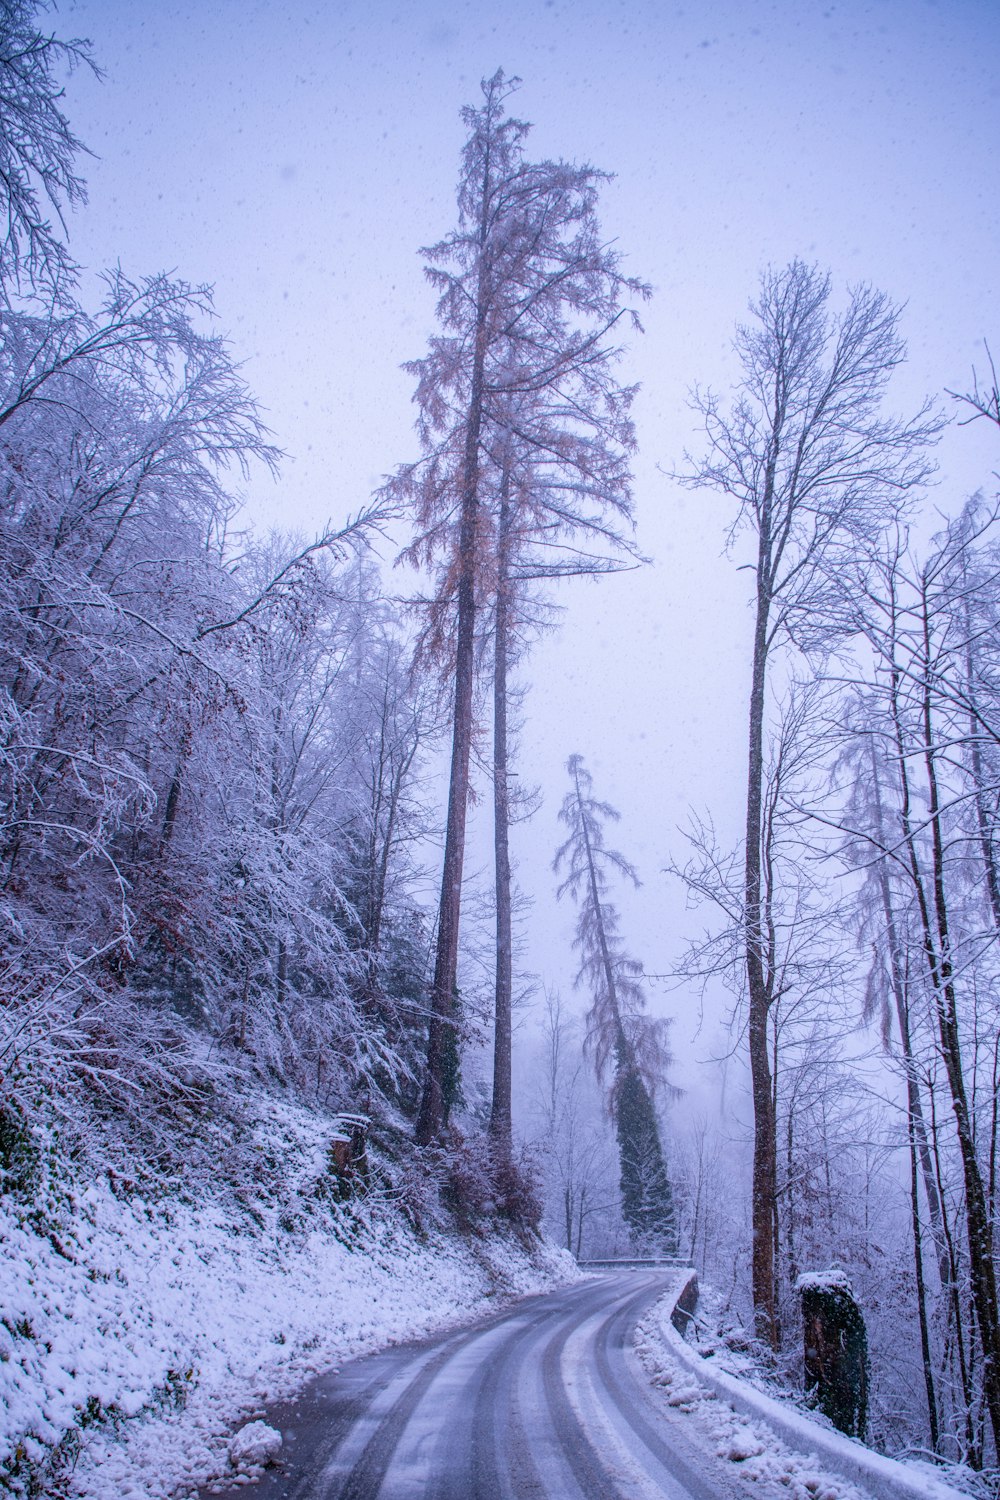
[0,0,94,294]
[0,3,434,1168]
[0,438,433,1147]
[0,269,271,1131]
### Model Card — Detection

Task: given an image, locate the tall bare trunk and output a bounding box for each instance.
[490,467,513,1150]
[884,591,1000,1458]
[916,608,1000,1458]
[929,1075,979,1462]
[785,1104,797,1289]
[963,610,1000,930]
[415,149,493,1146]
[908,1087,940,1449]
[414,427,481,1144]
[868,741,950,1289]
[364,737,416,1007]
[746,522,779,1348]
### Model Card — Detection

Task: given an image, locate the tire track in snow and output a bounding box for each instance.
[202,1271,745,1500]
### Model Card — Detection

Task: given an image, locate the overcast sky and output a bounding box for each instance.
[58,0,1000,1116]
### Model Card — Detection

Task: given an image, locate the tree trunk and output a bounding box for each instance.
[868,741,950,1290]
[927,1082,979,1465]
[414,165,492,1145]
[786,1105,798,1289]
[961,589,1000,929]
[884,590,1000,1459]
[414,443,480,1143]
[917,619,1000,1458]
[490,467,514,1151]
[746,521,779,1348]
[885,652,981,1458]
[276,936,288,1011]
[908,1088,940,1450]
[159,756,184,853]
[365,737,416,1009]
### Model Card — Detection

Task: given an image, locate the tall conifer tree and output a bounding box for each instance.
[554,755,676,1250]
[391,73,646,1144]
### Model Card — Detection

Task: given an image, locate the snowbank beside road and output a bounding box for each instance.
[0,1097,576,1499]
[645,1273,970,1500]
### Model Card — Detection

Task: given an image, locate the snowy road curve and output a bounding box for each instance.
[202,1271,744,1500]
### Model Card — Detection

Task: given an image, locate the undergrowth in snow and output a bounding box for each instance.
[0,1090,576,1499]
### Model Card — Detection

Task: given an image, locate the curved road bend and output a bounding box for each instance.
[201,1271,747,1500]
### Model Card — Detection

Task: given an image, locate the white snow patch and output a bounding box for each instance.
[796,1268,854,1295]
[228,1419,281,1470]
[635,1309,872,1500]
[722,1422,765,1461]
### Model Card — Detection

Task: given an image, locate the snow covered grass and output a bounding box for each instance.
[0,1091,577,1498]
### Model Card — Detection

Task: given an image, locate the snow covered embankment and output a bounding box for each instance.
[0,1100,577,1499]
[638,1273,969,1500]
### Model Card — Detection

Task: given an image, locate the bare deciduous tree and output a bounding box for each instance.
[682,259,940,1344]
[0,0,95,294]
[837,512,1000,1460]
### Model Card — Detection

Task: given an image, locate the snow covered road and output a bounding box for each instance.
[201,1269,745,1500]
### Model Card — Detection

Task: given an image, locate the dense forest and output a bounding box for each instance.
[2,0,1000,1482]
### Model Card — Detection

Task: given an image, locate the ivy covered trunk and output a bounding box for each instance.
[616,1061,678,1251]
[799,1271,869,1439]
[555,755,677,1257]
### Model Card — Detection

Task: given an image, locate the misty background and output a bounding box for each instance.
[58,0,1000,1117]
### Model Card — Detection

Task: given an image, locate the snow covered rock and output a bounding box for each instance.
[228,1419,282,1470]
[798,1268,869,1438]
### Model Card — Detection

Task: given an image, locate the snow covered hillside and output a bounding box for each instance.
[0,1092,576,1498]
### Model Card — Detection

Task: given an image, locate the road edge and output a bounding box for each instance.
[658,1272,968,1500]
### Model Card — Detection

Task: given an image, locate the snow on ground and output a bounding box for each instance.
[0,1093,577,1499]
[636,1288,976,1500]
[634,1302,874,1500]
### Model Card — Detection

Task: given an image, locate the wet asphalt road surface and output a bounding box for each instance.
[201,1271,741,1500]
